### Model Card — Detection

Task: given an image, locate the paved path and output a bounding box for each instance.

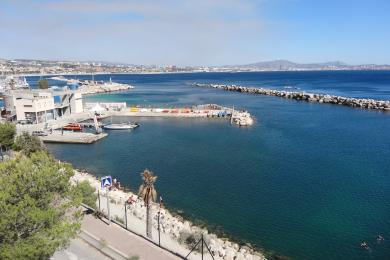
[52,238,110,260]
[81,213,182,260]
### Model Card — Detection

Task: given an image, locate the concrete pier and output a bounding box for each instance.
[41,131,108,144]
[14,104,252,144]
[110,111,209,118]
[108,104,236,119]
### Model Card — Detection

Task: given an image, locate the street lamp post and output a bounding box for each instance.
[158,196,163,247]
[124,201,128,229]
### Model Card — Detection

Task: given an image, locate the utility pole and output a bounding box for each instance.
[106,186,111,225]
[158,196,163,247]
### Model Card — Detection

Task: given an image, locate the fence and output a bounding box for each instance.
[95,189,215,260]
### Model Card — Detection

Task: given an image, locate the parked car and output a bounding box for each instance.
[18,119,33,125]
[32,131,48,136]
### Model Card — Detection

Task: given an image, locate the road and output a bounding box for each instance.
[52,238,110,260]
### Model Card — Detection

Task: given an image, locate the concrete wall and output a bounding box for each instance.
[71,92,83,113]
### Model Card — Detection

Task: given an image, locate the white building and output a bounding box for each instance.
[3,89,83,123]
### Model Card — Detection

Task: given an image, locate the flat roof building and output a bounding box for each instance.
[2,89,83,123]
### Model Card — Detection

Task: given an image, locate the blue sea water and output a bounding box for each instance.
[31,71,390,260]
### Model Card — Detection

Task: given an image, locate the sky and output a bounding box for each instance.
[0,0,389,66]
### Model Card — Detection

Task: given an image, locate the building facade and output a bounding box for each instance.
[3,89,83,123]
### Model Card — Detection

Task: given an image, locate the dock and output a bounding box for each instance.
[107,104,254,125]
[41,131,108,144]
[15,104,253,145]
[107,104,235,118]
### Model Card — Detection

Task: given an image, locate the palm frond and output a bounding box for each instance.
[138,169,158,203]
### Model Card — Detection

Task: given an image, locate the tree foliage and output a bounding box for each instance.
[73,180,97,209]
[13,132,46,156]
[0,152,94,259]
[38,80,49,89]
[0,122,16,149]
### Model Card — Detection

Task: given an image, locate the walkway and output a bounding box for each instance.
[81,213,182,260]
[52,238,110,260]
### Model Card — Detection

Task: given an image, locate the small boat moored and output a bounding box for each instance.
[63,123,83,131]
[103,122,139,130]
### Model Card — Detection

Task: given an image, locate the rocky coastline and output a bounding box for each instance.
[192,83,390,112]
[72,170,267,260]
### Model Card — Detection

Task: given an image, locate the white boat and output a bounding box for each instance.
[103,122,139,130]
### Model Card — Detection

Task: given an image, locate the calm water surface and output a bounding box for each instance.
[33,71,390,260]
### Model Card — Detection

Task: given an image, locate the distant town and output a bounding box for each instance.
[1,58,390,75]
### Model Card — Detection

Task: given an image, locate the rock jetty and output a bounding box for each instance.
[79,81,133,95]
[192,83,390,112]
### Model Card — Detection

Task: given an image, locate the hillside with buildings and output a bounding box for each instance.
[1,58,390,75]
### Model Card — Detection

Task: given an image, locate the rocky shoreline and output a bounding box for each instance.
[72,170,267,260]
[192,83,390,112]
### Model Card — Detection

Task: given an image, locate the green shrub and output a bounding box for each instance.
[13,132,46,156]
[0,122,16,149]
[73,180,97,209]
[38,80,49,89]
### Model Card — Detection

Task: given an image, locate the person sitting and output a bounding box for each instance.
[127,195,137,205]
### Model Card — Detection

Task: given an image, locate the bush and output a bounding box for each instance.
[38,80,49,89]
[0,122,16,149]
[178,230,209,251]
[13,132,46,156]
[114,215,125,225]
[73,180,97,209]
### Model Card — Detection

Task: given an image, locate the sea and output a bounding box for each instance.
[29,71,390,260]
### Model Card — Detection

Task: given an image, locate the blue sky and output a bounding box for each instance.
[0,0,389,66]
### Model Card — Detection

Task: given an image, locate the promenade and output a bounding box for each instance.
[72,172,265,260]
[80,213,181,260]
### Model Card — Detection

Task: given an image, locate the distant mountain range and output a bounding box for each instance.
[224,60,390,70]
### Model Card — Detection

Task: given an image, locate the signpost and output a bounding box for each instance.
[101,176,112,225]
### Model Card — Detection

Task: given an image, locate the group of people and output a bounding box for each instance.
[109,178,122,190]
[360,235,385,250]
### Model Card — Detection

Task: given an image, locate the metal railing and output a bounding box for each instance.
[94,190,216,260]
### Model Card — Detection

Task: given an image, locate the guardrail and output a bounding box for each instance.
[81,203,188,259]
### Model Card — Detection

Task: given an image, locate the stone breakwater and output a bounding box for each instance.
[192,83,390,112]
[73,171,266,260]
[79,82,133,95]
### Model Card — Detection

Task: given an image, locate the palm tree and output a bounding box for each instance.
[138,169,157,239]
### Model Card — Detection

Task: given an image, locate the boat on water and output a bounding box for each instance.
[63,123,83,131]
[103,122,139,130]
